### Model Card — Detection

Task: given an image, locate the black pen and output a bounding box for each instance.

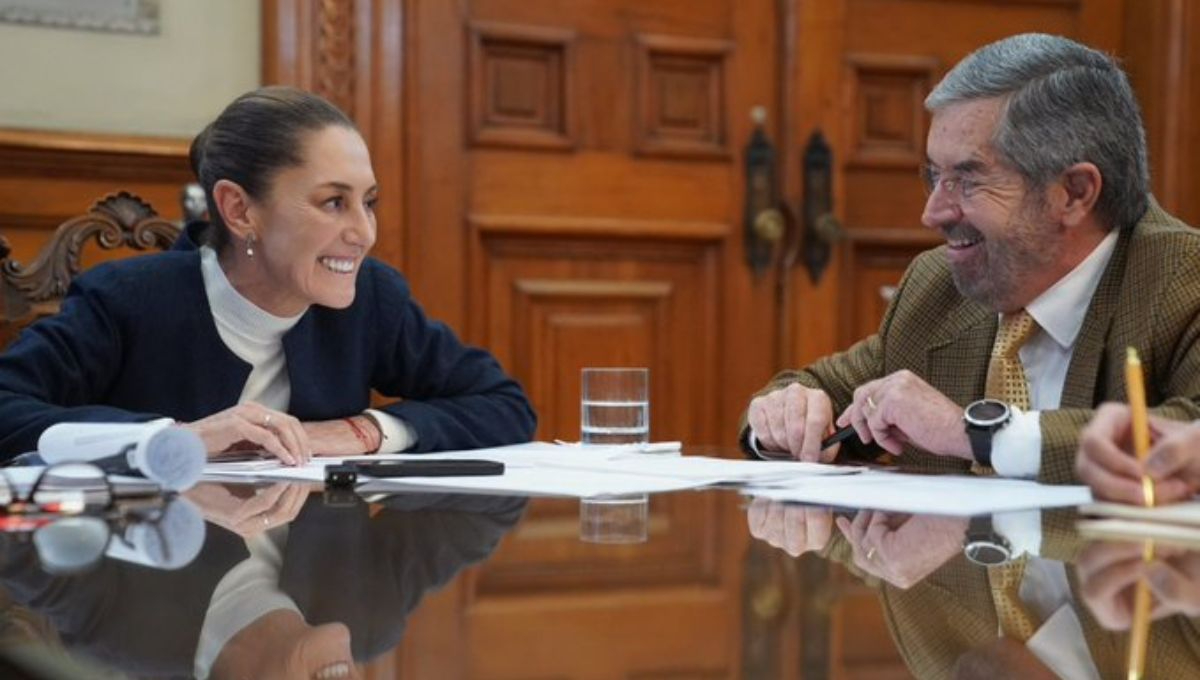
[820,425,858,450]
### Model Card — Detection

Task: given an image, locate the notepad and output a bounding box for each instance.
[1081,499,1200,526]
[1077,518,1200,549]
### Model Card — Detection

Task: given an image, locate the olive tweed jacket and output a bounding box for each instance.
[742,199,1200,484]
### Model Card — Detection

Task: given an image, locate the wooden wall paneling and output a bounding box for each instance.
[634,34,732,160]
[468,21,577,150]
[399,0,467,327]
[452,1,772,676]
[780,0,847,370]
[838,229,939,349]
[1123,0,1197,225]
[262,0,314,90]
[262,0,406,268]
[263,0,360,119]
[464,218,731,679]
[843,53,939,170]
[466,213,726,444]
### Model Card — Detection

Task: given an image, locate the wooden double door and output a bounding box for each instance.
[263,0,1134,677]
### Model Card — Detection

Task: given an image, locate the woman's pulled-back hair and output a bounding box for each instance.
[188,86,356,251]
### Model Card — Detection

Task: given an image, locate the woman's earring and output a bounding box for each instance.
[245,233,256,258]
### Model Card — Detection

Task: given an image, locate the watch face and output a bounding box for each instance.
[966,399,1009,427]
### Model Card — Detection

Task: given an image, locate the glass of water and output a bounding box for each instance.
[580,367,649,445]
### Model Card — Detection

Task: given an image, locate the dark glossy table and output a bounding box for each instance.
[0,476,1195,680]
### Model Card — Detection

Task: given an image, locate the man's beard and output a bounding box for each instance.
[946,200,1062,311]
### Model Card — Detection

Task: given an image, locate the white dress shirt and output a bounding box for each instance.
[989,229,1117,680]
[991,230,1118,478]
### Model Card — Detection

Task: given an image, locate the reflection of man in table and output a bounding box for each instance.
[749,504,1200,678]
[741,31,1200,679]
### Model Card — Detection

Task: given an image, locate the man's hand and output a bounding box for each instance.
[835,510,967,588]
[1077,402,1200,504]
[746,498,834,556]
[746,383,840,462]
[836,369,971,459]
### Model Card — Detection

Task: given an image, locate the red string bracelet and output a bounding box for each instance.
[344,417,379,454]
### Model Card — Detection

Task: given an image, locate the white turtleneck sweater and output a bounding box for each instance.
[198,246,415,452]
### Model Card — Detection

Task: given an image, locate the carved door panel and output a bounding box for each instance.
[393,1,782,678]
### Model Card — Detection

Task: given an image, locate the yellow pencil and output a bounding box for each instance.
[1125,347,1154,680]
[1126,348,1154,507]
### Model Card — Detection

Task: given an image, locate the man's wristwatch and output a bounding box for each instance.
[963,398,1012,468]
[963,515,1013,566]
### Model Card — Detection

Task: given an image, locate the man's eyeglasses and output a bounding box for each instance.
[920,163,986,201]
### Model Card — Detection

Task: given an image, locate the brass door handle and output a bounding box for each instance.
[813,212,843,244]
[753,208,786,243]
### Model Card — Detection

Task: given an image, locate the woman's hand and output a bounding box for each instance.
[182,403,311,465]
[303,416,382,456]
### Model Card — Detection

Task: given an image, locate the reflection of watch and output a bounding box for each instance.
[964,515,1012,566]
[964,399,1012,468]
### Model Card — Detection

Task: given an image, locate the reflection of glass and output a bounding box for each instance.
[580,494,648,544]
[581,367,649,445]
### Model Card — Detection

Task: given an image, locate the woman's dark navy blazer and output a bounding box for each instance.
[0,225,536,458]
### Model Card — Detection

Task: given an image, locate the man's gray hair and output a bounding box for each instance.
[926,33,1149,230]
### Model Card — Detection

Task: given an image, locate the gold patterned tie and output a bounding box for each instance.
[985,309,1038,410]
[981,309,1040,640]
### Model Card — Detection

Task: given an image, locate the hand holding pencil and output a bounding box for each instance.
[1077,405,1200,506]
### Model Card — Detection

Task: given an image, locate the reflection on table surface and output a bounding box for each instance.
[0,481,526,679]
[2,479,1199,679]
[747,499,1200,679]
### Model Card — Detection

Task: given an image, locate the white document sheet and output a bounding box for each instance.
[202,441,858,497]
[206,456,717,497]
[744,469,1092,516]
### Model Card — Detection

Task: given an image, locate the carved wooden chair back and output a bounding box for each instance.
[0,191,180,348]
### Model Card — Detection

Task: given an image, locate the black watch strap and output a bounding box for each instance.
[967,426,994,467]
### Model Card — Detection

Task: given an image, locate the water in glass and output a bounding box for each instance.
[581,399,649,444]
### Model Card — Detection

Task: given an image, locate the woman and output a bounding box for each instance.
[0,87,536,464]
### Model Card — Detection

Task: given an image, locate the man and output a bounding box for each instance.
[744,34,1200,485]
[744,32,1200,679]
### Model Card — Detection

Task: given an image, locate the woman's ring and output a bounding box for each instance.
[866,395,877,411]
[866,546,877,561]
[262,515,270,526]
[263,413,273,427]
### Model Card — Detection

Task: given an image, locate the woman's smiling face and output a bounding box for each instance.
[246,125,378,315]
